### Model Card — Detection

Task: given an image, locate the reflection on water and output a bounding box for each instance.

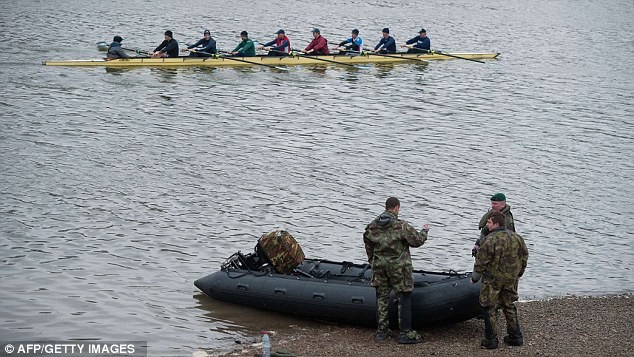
[104,67,134,75]
[1,0,633,355]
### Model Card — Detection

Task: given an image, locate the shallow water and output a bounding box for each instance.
[1,0,633,355]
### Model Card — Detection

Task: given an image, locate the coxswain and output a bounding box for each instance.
[106,36,130,59]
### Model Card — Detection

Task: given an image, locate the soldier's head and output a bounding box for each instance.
[486,211,506,231]
[490,192,507,211]
[385,197,400,213]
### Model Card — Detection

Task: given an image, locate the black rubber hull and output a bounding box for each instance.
[195,259,481,328]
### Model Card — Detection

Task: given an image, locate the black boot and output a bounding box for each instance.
[397,292,423,344]
[504,305,524,346]
[481,307,498,349]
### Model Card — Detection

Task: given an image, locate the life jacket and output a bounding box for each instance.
[350,37,362,51]
[275,36,291,53]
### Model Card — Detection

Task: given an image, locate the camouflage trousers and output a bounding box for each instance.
[479,278,521,339]
[372,261,414,331]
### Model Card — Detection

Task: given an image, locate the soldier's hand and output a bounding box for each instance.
[422,224,430,232]
[471,245,479,257]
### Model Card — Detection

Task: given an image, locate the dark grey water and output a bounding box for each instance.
[1,0,633,355]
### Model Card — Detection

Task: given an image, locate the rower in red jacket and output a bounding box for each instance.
[304,28,329,55]
[258,29,291,56]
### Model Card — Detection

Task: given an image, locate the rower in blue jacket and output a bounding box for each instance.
[402,28,430,53]
[374,28,396,54]
[183,29,217,57]
[334,29,363,55]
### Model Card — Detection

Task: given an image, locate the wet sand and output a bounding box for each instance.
[218,294,632,356]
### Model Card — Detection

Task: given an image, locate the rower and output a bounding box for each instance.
[230,31,256,57]
[257,29,291,56]
[333,29,363,55]
[303,28,330,55]
[150,30,179,58]
[182,29,217,57]
[373,27,397,54]
[402,28,430,53]
[106,36,130,59]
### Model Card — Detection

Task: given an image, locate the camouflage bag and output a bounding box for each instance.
[257,229,305,274]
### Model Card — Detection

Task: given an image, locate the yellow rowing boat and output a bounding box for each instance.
[43,52,499,67]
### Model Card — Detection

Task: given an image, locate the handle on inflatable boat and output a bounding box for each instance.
[351,296,365,304]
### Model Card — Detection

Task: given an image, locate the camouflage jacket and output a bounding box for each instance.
[477,204,515,243]
[363,210,427,266]
[473,227,528,283]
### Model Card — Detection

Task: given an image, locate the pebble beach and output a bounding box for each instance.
[218,294,632,357]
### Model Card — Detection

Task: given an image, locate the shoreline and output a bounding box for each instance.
[216,294,632,356]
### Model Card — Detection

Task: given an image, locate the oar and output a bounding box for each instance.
[107,47,150,58]
[122,47,149,55]
[290,48,369,69]
[196,50,289,71]
[405,46,485,64]
[265,48,293,56]
[360,48,429,63]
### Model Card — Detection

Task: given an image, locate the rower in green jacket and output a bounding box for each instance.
[231,31,256,57]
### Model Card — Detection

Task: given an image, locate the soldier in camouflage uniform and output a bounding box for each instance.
[472,192,516,256]
[363,197,429,344]
[471,211,528,349]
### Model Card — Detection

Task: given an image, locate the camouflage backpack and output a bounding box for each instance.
[257,229,305,274]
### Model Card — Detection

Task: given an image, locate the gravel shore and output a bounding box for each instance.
[219,294,632,356]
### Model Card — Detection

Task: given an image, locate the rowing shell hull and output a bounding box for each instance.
[194,259,482,328]
[43,52,499,67]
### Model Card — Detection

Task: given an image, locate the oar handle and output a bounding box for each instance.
[189,50,217,57]
[404,45,432,54]
[205,50,289,70]
[360,47,428,63]
[267,49,293,55]
[121,47,148,54]
[405,46,485,63]
[289,48,367,68]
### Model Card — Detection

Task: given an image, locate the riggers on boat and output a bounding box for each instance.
[194,232,482,328]
[43,52,499,68]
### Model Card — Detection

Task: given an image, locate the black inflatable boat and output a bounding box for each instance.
[194,251,481,328]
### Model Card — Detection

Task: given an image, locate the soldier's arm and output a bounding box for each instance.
[508,220,516,233]
[363,229,374,263]
[518,236,528,277]
[403,223,427,247]
[478,211,491,230]
[472,239,493,282]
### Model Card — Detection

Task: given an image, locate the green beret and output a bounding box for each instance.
[490,193,506,201]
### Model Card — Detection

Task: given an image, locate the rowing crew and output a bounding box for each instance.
[107,27,431,59]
